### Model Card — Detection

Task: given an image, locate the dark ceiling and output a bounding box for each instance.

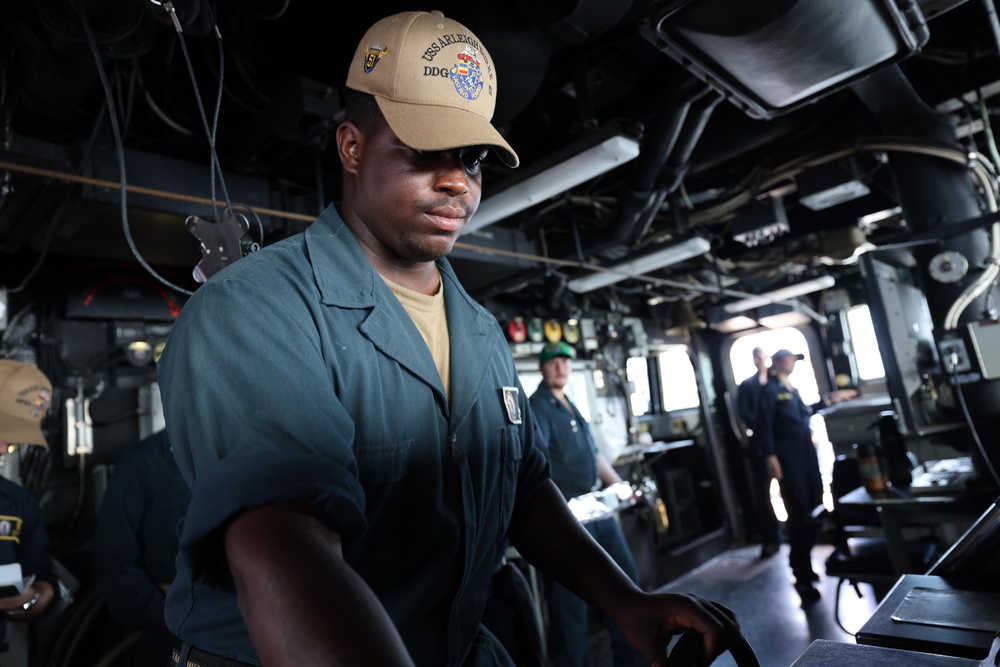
[1,0,997,329]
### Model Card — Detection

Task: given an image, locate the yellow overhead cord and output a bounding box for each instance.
[0,159,315,223]
[5,140,997,319]
[0,158,589,274]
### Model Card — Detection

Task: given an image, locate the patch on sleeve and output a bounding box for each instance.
[0,516,23,543]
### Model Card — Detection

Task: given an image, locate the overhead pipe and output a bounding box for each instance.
[982,0,1000,62]
[657,90,725,194]
[591,75,717,253]
[473,76,722,302]
[620,88,725,246]
[853,63,1000,460]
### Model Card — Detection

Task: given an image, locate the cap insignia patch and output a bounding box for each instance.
[450,46,483,101]
[363,45,389,73]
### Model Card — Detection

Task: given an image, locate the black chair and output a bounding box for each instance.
[823,456,942,634]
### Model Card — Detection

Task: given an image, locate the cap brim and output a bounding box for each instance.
[1,420,48,448]
[376,96,519,168]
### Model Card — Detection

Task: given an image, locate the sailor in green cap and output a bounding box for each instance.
[529,342,646,667]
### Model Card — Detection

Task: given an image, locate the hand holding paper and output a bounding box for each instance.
[0,563,35,599]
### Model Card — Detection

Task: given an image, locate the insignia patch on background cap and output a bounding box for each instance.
[451,46,483,101]
[363,44,389,73]
[17,387,50,419]
[501,386,522,425]
[0,360,53,447]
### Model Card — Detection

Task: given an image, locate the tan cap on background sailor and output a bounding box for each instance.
[0,360,52,448]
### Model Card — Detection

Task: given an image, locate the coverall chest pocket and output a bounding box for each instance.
[354,439,413,485]
[498,427,522,541]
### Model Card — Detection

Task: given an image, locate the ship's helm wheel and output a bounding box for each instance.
[664,627,761,666]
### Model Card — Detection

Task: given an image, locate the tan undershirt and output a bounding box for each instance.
[384,278,450,402]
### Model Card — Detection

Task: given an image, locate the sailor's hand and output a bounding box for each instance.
[0,587,35,610]
[767,455,783,481]
[825,389,858,405]
[613,591,740,666]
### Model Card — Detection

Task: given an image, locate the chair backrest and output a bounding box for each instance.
[830,455,880,528]
[831,456,863,503]
[927,498,1000,577]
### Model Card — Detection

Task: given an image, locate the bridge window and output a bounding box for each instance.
[656,346,700,413]
[627,346,700,418]
[730,328,819,405]
[845,304,885,381]
[626,357,651,416]
[729,327,841,512]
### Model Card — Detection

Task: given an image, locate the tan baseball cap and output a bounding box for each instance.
[345,10,519,168]
[0,360,52,448]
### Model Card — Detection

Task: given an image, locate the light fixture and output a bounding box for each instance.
[723,275,836,313]
[125,341,154,367]
[859,206,903,229]
[708,314,758,334]
[799,180,871,211]
[566,237,712,294]
[795,160,875,212]
[757,304,813,329]
[465,135,641,233]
